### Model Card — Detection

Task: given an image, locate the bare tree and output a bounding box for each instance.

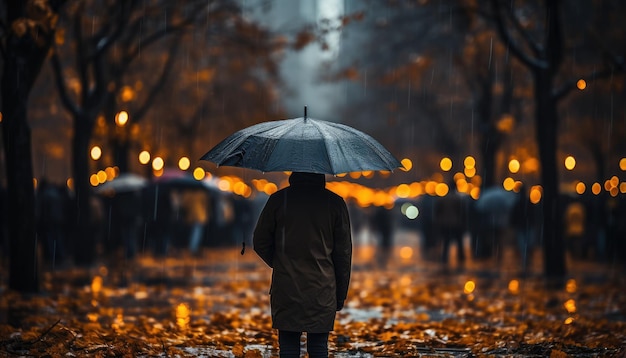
[1,0,66,293]
[489,0,625,279]
[49,0,207,265]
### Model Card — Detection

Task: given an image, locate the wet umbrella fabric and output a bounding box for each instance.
[200,116,402,175]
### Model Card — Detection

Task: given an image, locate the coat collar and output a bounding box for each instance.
[289,172,325,188]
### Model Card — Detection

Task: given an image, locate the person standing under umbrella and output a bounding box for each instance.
[253,172,352,358]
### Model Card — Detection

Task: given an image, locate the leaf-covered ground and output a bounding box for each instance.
[1,245,625,357]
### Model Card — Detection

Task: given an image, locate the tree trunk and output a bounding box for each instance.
[71,114,95,266]
[1,0,58,293]
[535,71,566,280]
[1,75,40,293]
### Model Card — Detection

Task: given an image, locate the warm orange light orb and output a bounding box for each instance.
[503,177,515,191]
[192,167,205,180]
[152,156,164,171]
[591,182,602,195]
[139,151,151,165]
[399,246,413,260]
[508,159,520,174]
[576,79,587,90]
[401,158,413,171]
[395,184,410,198]
[564,156,576,170]
[178,157,191,171]
[90,146,102,160]
[529,185,542,204]
[464,280,476,294]
[440,157,452,171]
[115,110,129,126]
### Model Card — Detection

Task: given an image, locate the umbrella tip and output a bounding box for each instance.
[304,105,307,119]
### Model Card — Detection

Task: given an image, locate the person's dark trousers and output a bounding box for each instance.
[278,330,329,358]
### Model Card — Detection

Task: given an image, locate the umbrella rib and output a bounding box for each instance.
[308,119,338,174]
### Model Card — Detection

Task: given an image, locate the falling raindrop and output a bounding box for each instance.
[153,185,159,221]
[363,69,367,96]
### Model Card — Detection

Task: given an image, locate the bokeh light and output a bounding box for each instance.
[395,184,410,198]
[503,177,515,191]
[152,156,164,171]
[139,150,151,165]
[577,79,587,90]
[90,146,102,160]
[529,185,542,204]
[405,205,419,219]
[464,280,475,294]
[435,182,449,196]
[566,279,577,293]
[440,157,452,171]
[178,157,191,171]
[591,182,601,195]
[192,167,205,180]
[399,246,413,260]
[115,110,129,126]
[401,158,412,171]
[176,303,191,330]
[508,159,520,174]
[564,155,576,170]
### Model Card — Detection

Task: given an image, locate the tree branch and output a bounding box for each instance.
[506,2,542,59]
[50,47,80,117]
[489,0,545,70]
[554,67,620,101]
[133,39,181,122]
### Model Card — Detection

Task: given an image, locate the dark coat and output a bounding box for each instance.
[253,172,352,333]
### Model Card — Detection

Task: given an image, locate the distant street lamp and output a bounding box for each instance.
[564,156,576,170]
[179,157,191,171]
[152,156,164,171]
[440,157,452,172]
[115,110,129,127]
[90,146,102,161]
[138,150,151,165]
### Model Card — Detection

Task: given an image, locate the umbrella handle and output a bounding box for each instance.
[304,105,307,119]
[241,241,246,255]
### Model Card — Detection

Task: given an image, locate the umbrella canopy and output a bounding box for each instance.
[200,110,402,175]
[95,173,147,195]
[475,187,519,214]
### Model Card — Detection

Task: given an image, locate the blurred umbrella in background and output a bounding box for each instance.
[95,173,148,195]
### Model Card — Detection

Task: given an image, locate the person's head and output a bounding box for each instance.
[289,172,326,187]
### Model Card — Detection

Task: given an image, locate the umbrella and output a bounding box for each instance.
[200,107,402,175]
[475,187,518,228]
[475,187,518,212]
[95,173,147,195]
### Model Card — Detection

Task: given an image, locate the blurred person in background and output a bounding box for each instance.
[370,205,394,269]
[434,183,466,269]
